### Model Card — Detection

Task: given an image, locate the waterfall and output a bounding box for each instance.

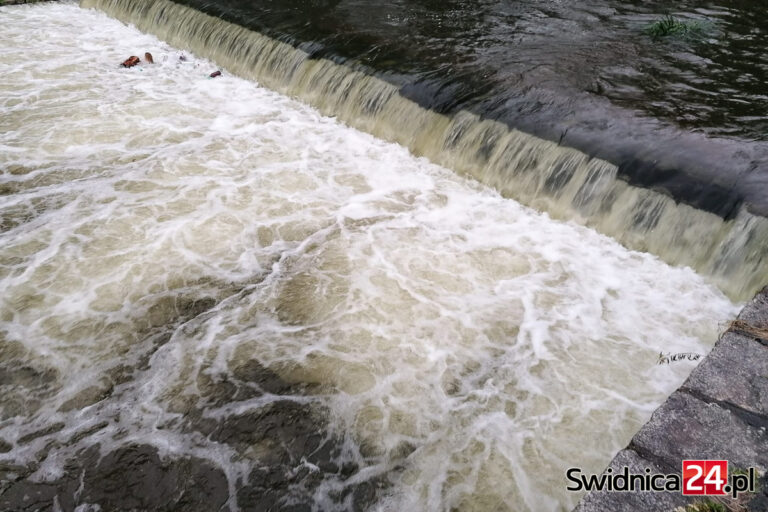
[81,0,767,301]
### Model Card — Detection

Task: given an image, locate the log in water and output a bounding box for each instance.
[0,2,743,512]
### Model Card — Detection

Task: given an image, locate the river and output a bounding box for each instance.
[0,2,742,511]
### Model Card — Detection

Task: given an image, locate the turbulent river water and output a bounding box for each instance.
[0,2,742,512]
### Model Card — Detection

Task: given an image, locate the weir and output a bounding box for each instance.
[81,0,768,302]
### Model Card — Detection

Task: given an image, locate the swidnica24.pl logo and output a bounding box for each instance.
[567,460,758,499]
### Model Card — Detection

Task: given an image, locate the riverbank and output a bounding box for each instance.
[575,286,768,512]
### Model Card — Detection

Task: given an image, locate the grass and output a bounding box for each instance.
[729,320,768,340]
[645,15,710,40]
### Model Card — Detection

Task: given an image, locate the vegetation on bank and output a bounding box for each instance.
[645,15,710,40]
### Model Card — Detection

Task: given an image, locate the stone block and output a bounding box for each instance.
[683,332,768,417]
[631,391,768,471]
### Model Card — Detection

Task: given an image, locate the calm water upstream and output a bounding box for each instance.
[0,2,744,512]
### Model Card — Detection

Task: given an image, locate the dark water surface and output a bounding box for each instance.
[174,0,768,217]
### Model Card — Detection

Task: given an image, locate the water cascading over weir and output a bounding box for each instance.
[81,0,768,303]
